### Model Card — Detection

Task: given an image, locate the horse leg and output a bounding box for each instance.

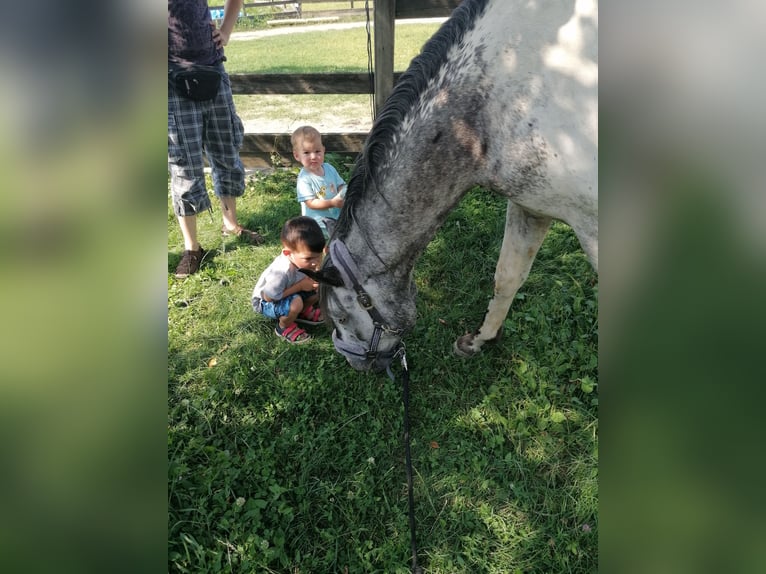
[574,223,599,272]
[454,203,551,357]
[567,215,598,273]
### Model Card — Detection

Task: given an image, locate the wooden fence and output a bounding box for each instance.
[233,72,403,166]
[211,1,366,22]
[222,0,462,166]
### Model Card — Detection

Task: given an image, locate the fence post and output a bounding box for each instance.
[374,0,396,117]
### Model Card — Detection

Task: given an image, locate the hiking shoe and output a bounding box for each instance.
[174,246,205,278]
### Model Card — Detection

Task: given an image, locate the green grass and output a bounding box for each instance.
[224,24,442,74]
[168,159,598,573]
[224,23,443,128]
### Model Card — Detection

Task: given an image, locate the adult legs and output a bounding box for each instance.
[168,72,262,278]
[206,74,263,243]
[177,213,200,251]
[169,88,214,277]
[220,195,238,234]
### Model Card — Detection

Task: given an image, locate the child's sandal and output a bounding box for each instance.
[275,323,311,344]
[296,304,324,326]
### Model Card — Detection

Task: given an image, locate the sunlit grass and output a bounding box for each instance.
[225,23,442,73]
[168,165,598,572]
[225,22,444,132]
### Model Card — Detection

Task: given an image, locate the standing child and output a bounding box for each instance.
[252,216,326,344]
[291,125,346,239]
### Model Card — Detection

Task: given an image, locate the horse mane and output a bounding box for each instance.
[333,0,490,240]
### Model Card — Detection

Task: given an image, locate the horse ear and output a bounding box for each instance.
[300,267,344,287]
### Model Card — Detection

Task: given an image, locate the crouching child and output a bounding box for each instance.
[251,216,326,344]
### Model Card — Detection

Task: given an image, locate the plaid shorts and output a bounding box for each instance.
[168,66,245,217]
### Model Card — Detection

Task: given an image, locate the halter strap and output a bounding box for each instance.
[329,239,402,360]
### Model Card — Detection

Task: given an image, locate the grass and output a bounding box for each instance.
[167,157,598,573]
[224,24,442,73]
[224,23,443,129]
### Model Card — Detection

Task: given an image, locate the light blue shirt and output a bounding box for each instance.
[296,163,346,236]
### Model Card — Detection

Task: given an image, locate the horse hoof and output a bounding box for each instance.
[453,334,480,358]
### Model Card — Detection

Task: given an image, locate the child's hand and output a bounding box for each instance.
[300,276,319,291]
[331,195,344,208]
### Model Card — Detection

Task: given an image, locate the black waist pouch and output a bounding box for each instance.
[170,65,222,101]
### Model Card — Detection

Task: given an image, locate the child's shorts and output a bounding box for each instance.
[253,291,315,320]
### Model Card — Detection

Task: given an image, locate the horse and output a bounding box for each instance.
[303,0,598,372]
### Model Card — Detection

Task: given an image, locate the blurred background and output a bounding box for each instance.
[601,1,766,571]
[0,0,763,572]
[0,1,167,572]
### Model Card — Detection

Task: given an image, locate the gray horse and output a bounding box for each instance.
[304,0,598,372]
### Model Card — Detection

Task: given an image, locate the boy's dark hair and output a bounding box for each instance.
[281,216,326,253]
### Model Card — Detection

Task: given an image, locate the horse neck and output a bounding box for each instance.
[339,0,498,278]
[343,150,477,280]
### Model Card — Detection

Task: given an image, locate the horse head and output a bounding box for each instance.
[301,239,417,373]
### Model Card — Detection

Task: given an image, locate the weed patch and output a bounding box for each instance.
[168,166,597,572]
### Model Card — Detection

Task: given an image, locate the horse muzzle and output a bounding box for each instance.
[331,328,399,373]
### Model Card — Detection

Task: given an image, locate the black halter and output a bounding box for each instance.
[328,239,403,366]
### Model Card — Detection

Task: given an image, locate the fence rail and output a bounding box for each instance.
[230,73,402,165]
[210,1,362,13]
[241,132,369,163]
[230,72,401,166]
[230,72,402,95]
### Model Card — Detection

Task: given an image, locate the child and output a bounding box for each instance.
[291,125,346,239]
[252,216,326,344]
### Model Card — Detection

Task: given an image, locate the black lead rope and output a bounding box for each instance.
[388,347,422,574]
[327,239,419,570]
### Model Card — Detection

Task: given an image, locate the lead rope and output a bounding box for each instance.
[388,346,422,574]
[365,0,376,120]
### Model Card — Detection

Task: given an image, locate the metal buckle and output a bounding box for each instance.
[357,292,373,310]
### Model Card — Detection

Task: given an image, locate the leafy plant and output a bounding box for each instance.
[168,171,598,573]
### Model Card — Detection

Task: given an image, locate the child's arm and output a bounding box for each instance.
[304,196,343,210]
[331,165,347,199]
[261,275,317,302]
[297,171,344,210]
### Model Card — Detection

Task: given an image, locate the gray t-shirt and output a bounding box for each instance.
[252,254,306,303]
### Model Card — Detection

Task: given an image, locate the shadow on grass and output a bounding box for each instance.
[168,182,598,572]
